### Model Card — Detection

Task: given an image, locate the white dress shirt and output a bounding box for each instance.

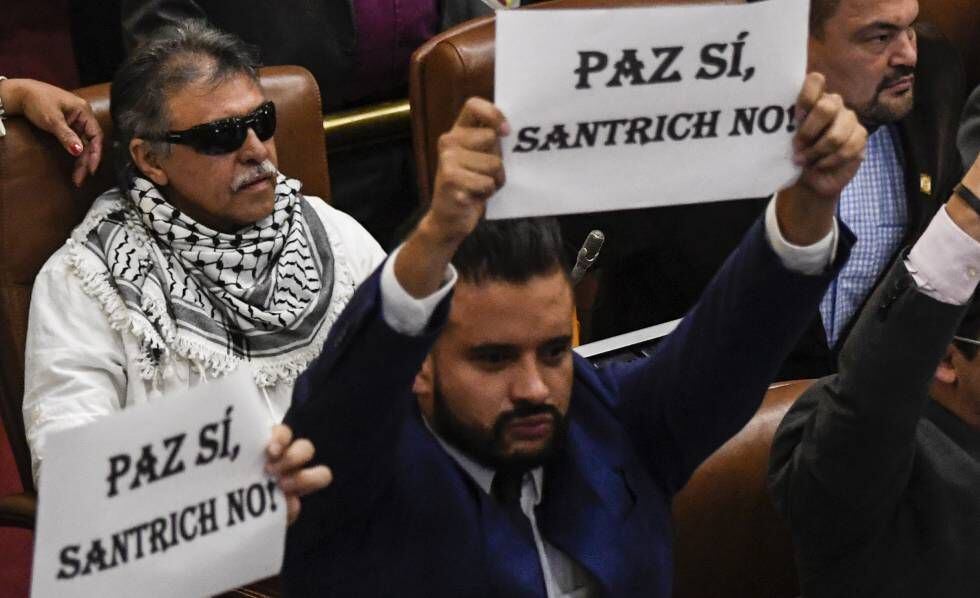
[381,195,841,334]
[378,195,980,596]
[378,194,841,598]
[23,197,385,482]
[427,424,598,597]
[906,205,980,306]
[378,194,980,598]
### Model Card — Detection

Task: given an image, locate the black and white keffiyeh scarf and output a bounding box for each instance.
[66,173,336,386]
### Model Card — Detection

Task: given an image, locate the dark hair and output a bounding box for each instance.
[451,217,568,285]
[110,20,261,184]
[954,296,980,360]
[810,0,842,38]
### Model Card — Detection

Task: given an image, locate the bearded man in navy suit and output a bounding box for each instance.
[281,72,866,597]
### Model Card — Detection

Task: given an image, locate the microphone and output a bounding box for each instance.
[570,230,605,285]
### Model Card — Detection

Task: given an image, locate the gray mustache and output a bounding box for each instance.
[231,159,277,191]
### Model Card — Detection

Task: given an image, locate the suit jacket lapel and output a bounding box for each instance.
[895,119,933,243]
[538,422,632,595]
[480,493,548,598]
[412,412,546,597]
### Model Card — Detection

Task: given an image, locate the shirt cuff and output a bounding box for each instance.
[905,206,980,305]
[380,244,458,336]
[765,193,838,275]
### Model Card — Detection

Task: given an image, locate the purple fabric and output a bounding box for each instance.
[348,0,440,103]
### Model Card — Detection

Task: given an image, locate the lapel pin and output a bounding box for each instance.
[919,173,932,196]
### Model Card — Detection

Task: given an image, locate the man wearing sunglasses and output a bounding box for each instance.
[769,154,980,595]
[21,22,384,511]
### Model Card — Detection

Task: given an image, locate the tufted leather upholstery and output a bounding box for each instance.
[0,65,329,501]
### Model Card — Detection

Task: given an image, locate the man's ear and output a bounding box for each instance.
[413,355,434,396]
[934,346,958,385]
[414,354,436,419]
[129,138,169,187]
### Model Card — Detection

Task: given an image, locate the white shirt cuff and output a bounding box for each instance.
[765,194,838,275]
[905,206,980,305]
[380,244,458,336]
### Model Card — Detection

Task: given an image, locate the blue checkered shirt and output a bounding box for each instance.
[819,125,908,347]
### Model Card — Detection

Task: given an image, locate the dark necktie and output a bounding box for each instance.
[484,469,546,596]
[491,469,526,511]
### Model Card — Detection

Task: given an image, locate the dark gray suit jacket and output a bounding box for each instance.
[959,85,980,169]
[769,257,980,596]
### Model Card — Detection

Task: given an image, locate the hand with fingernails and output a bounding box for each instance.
[791,72,867,201]
[395,97,511,299]
[0,78,103,187]
[264,424,333,525]
[777,72,868,247]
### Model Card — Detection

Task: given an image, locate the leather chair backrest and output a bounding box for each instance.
[410,0,980,203]
[0,65,329,493]
[918,0,980,93]
[672,378,814,598]
[409,0,742,203]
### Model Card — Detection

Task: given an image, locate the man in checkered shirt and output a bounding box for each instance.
[775,0,966,378]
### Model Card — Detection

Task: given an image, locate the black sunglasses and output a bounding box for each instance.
[153,101,277,155]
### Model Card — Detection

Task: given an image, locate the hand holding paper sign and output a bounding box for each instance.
[396,97,510,297]
[31,370,300,597]
[265,424,333,524]
[491,0,813,219]
[430,97,510,237]
[777,72,868,246]
[791,73,867,199]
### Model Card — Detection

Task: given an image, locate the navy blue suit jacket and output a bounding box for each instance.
[283,218,852,597]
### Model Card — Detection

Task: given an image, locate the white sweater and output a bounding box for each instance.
[23,195,385,481]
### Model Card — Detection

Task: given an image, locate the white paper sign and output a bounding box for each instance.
[490,0,809,219]
[31,369,285,598]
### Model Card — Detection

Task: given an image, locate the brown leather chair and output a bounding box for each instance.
[404,3,974,596]
[409,0,744,332]
[230,377,808,598]
[919,0,980,93]
[409,0,980,203]
[409,0,743,203]
[0,65,329,533]
[672,378,814,598]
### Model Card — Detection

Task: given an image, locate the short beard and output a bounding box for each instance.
[429,373,567,471]
[859,66,915,127]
